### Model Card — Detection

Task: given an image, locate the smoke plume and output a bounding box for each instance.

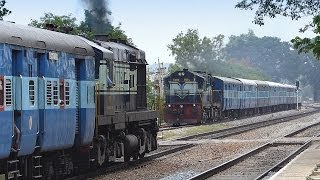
[81,0,112,34]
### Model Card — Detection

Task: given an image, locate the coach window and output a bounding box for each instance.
[29,80,35,106]
[65,82,70,106]
[59,80,65,106]
[46,81,52,105]
[53,81,58,105]
[0,79,3,106]
[5,79,12,106]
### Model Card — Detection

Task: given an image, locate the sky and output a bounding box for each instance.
[4,0,315,65]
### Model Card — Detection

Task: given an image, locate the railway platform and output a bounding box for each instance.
[270,140,320,180]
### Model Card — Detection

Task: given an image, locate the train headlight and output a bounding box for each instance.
[180,105,184,108]
[168,104,171,108]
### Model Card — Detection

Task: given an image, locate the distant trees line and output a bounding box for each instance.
[167,29,320,101]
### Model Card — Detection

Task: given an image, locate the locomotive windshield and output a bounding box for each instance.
[165,81,201,103]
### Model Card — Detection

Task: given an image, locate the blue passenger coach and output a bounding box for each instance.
[212,76,241,117]
[0,21,160,179]
[0,21,96,154]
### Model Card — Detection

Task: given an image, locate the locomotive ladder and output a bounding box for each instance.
[7,159,21,179]
[32,156,42,179]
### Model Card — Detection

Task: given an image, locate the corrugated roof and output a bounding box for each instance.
[0,21,94,56]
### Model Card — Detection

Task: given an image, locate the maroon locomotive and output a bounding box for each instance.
[163,69,211,126]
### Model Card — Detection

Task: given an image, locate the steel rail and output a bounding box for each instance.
[175,109,319,141]
[67,144,195,180]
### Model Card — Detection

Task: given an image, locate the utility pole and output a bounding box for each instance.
[296,81,300,110]
[156,58,166,98]
[154,58,166,125]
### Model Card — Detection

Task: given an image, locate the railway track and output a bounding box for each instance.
[175,108,320,141]
[68,108,320,179]
[188,124,320,180]
[284,121,320,137]
[66,144,194,180]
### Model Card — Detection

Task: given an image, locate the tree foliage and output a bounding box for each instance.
[107,24,134,46]
[29,13,134,45]
[291,16,320,59]
[236,1,320,59]
[224,30,320,101]
[168,29,224,71]
[168,29,266,80]
[29,13,82,34]
[225,30,302,82]
[0,0,11,20]
[235,0,320,26]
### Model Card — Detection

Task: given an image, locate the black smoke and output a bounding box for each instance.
[81,0,113,34]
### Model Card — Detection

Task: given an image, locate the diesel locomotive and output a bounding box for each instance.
[164,69,300,125]
[0,21,158,179]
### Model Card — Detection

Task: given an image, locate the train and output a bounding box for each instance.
[164,69,301,126]
[0,21,159,179]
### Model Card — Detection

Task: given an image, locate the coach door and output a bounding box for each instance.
[12,50,22,138]
[37,52,46,134]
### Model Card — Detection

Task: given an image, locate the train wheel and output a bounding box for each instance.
[139,152,145,159]
[124,154,130,162]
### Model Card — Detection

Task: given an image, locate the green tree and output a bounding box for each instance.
[167,63,181,74]
[224,30,320,100]
[29,13,85,35]
[29,13,134,44]
[168,29,224,71]
[225,30,303,82]
[291,16,320,59]
[107,24,134,46]
[235,0,320,59]
[168,29,266,79]
[0,0,11,20]
[235,0,320,26]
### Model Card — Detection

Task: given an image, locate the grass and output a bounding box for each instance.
[158,123,229,140]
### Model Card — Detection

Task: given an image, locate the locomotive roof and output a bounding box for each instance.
[235,78,257,86]
[0,21,95,57]
[78,37,113,60]
[97,40,147,64]
[213,76,242,84]
[191,71,207,79]
[164,70,206,81]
